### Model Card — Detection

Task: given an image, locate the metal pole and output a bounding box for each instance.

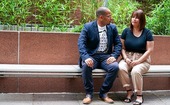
[103,0,108,7]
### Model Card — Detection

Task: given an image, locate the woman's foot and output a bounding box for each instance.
[133,95,144,105]
[124,89,134,103]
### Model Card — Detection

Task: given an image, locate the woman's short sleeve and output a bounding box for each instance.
[146,29,154,41]
[121,28,129,39]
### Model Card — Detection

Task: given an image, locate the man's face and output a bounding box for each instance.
[102,10,112,25]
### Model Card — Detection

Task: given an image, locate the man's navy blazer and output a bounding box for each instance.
[78,20,122,67]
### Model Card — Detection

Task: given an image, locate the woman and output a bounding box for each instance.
[118,9,154,105]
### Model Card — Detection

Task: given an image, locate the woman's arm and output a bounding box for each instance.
[138,41,154,62]
[121,39,128,60]
[131,41,154,66]
[121,39,132,64]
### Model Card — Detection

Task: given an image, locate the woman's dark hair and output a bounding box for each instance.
[130,9,146,31]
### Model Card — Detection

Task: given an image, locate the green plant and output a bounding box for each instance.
[136,0,164,16]
[71,24,84,32]
[108,0,140,34]
[71,0,104,32]
[0,0,31,30]
[0,0,77,31]
[0,0,169,34]
[34,0,77,31]
[77,0,103,24]
[146,0,170,35]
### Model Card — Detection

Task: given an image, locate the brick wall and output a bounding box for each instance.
[0,31,169,93]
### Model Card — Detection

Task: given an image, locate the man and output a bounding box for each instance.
[78,7,122,104]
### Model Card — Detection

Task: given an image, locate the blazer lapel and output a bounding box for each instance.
[93,21,99,39]
[106,25,111,47]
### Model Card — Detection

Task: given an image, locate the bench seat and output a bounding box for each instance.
[0,64,170,78]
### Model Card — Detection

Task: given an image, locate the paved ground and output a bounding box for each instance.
[0,90,169,105]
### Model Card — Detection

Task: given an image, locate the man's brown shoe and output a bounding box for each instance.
[83,97,92,104]
[100,96,114,104]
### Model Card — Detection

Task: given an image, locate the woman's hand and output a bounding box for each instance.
[130,60,140,67]
[125,58,132,65]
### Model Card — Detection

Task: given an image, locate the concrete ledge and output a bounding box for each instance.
[0,64,170,77]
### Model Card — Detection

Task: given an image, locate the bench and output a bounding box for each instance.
[0,64,170,78]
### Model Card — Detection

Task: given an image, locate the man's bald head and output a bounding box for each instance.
[96,7,110,18]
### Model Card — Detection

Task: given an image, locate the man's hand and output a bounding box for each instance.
[85,58,94,68]
[107,57,116,64]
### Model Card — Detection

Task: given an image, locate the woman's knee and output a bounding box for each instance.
[119,60,128,71]
[131,64,148,76]
[131,68,141,76]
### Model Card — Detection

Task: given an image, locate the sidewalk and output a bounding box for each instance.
[0,90,169,105]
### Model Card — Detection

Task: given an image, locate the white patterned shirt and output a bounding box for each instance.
[97,25,108,52]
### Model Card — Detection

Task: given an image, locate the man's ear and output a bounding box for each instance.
[99,15,104,20]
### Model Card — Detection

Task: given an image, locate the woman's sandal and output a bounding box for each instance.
[133,95,144,105]
[124,89,134,103]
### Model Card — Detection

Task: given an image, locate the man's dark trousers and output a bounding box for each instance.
[81,54,119,98]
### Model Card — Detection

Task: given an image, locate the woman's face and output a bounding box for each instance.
[131,15,140,28]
